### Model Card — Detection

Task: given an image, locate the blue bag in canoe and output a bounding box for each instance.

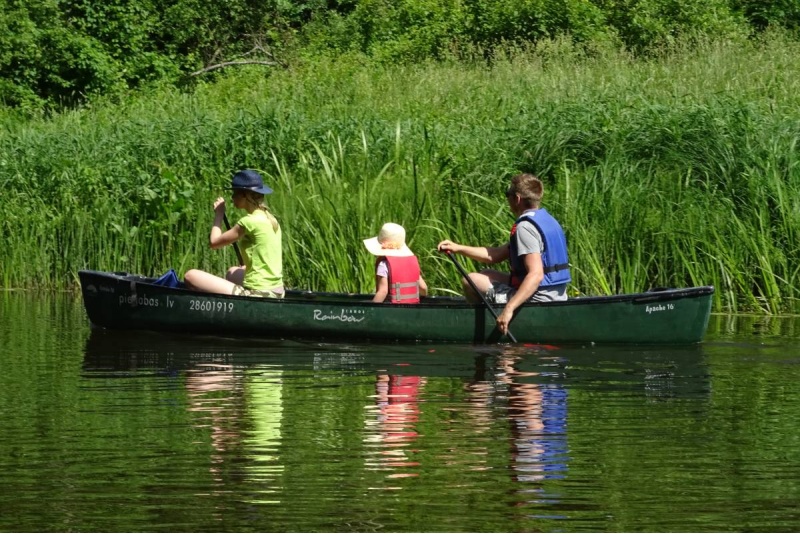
[152,269,181,288]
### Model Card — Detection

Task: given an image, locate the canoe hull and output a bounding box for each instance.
[78,270,714,344]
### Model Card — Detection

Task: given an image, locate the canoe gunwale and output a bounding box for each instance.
[85,270,714,309]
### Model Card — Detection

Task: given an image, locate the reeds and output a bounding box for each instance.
[2,34,800,313]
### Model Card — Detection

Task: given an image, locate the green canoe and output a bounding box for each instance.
[78,270,714,344]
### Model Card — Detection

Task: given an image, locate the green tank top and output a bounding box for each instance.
[237,210,283,290]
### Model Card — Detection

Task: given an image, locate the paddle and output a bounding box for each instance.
[223,214,245,266]
[443,251,518,343]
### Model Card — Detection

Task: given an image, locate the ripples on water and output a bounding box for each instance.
[2,293,800,531]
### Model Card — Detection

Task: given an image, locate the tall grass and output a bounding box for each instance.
[2,34,800,313]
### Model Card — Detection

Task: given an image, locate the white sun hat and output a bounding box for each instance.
[363,222,414,257]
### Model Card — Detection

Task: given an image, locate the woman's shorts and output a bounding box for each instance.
[231,285,285,299]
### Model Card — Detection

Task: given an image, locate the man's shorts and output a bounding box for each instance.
[232,285,285,299]
[486,281,567,304]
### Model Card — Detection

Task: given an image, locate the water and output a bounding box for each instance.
[2,291,800,532]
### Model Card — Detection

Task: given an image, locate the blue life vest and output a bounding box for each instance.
[509,208,571,288]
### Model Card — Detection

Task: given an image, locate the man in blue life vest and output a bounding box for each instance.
[437,173,570,335]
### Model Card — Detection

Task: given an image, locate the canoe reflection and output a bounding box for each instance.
[82,329,709,506]
[81,329,475,375]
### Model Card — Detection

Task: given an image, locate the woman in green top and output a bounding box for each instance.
[185,170,284,298]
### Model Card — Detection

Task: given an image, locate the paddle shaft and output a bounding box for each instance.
[222,214,245,266]
[444,251,518,343]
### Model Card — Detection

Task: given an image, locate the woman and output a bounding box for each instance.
[184,169,284,297]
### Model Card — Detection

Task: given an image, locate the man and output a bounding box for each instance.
[437,173,570,335]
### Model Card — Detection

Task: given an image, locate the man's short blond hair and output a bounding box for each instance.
[507,173,543,208]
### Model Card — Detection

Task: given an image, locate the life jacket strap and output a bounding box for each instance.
[391,282,419,301]
[543,263,570,274]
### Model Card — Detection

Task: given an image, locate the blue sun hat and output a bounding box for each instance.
[229,169,273,195]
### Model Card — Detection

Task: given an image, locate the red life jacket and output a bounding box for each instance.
[381,256,421,304]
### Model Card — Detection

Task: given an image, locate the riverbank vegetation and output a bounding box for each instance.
[3,34,800,313]
[3,0,799,113]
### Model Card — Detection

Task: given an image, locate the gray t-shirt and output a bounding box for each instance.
[514,220,544,256]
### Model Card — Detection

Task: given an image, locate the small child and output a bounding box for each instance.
[363,223,428,304]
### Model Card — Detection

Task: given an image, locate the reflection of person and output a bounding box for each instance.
[185,364,244,480]
[242,366,285,504]
[185,362,285,502]
[363,223,428,303]
[185,170,284,298]
[376,375,423,442]
[437,173,570,334]
[499,355,568,484]
[462,350,568,487]
[365,374,425,475]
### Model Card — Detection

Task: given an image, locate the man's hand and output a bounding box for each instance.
[496,306,514,335]
[437,240,462,254]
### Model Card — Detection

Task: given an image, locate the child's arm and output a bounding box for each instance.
[418,276,428,297]
[372,275,389,303]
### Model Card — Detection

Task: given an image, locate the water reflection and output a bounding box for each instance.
[364,374,426,480]
[85,331,286,504]
[499,353,568,484]
[79,329,718,531]
[466,346,569,511]
[11,293,800,531]
[242,366,284,504]
[185,363,244,483]
[183,363,285,503]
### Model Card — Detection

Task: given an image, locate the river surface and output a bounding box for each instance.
[1,291,800,532]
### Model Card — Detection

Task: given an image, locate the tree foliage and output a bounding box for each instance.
[0,0,292,111]
[1,0,799,111]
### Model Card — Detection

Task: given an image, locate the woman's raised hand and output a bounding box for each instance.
[213,197,226,215]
